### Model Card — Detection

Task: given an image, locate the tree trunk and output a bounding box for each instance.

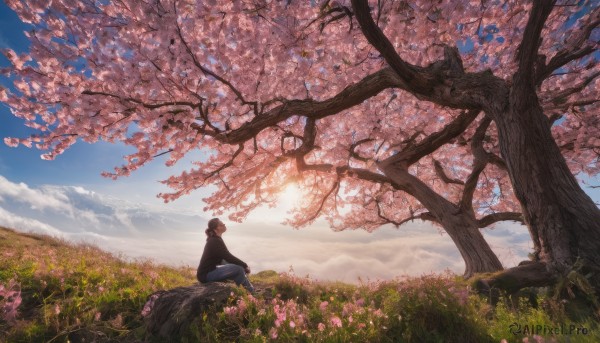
[380,166,504,277]
[488,81,600,292]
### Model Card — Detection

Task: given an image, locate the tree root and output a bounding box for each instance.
[474,261,557,307]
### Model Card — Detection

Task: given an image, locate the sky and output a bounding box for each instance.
[0,2,597,284]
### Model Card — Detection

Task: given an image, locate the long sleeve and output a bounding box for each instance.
[197,236,247,282]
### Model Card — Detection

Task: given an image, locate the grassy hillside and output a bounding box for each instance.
[0,226,598,342]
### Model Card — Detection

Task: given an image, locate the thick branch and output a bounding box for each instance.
[460,116,492,211]
[476,262,556,294]
[351,0,508,112]
[478,212,524,228]
[487,152,508,170]
[515,0,556,83]
[350,0,432,93]
[379,110,481,168]
[193,68,403,144]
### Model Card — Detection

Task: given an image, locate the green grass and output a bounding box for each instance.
[1,226,598,342]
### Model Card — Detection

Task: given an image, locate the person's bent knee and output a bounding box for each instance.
[231,265,246,279]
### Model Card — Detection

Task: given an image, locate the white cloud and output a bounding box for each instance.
[0,175,73,212]
[0,206,64,237]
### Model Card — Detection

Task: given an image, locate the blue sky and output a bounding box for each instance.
[0,2,596,283]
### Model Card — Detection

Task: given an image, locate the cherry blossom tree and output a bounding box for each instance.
[2,0,599,289]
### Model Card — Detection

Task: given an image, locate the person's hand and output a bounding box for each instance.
[245,267,251,274]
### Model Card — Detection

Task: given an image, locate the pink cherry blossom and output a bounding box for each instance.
[2,0,599,280]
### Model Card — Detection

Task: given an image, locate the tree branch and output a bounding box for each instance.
[376,202,439,228]
[478,212,524,228]
[536,6,600,85]
[174,9,259,114]
[487,152,508,170]
[548,70,600,106]
[192,67,403,144]
[475,262,556,295]
[306,178,340,223]
[433,159,464,185]
[203,144,245,185]
[349,138,375,162]
[81,90,199,109]
[379,109,481,168]
[350,0,432,94]
[460,116,492,211]
[515,0,556,84]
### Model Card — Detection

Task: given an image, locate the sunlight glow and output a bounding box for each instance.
[279,183,302,206]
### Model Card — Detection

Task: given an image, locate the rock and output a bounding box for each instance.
[143,282,234,338]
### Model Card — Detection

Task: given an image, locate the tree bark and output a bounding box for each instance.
[476,262,557,294]
[477,0,600,296]
[489,89,600,290]
[379,166,504,277]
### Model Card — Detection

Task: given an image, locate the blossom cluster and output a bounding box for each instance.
[0,279,22,324]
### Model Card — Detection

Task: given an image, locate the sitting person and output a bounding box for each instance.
[196,218,254,293]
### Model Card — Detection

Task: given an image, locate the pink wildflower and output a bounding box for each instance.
[289,321,296,328]
[237,299,247,313]
[319,301,328,312]
[269,327,278,339]
[318,323,325,332]
[273,304,286,327]
[224,306,237,317]
[372,308,384,317]
[330,316,342,328]
[342,303,355,317]
[54,304,61,315]
[0,280,22,324]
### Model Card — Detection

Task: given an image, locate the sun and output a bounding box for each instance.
[279,183,302,206]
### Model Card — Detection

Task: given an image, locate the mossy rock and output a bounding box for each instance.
[143,282,233,338]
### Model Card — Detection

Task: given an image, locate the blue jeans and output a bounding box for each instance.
[205,264,254,292]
